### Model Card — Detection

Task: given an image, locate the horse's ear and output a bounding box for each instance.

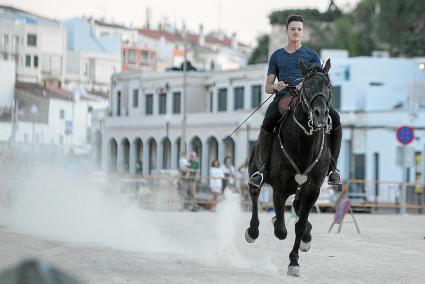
[299,59,307,76]
[323,59,331,75]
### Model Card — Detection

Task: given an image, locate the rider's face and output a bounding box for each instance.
[286,21,304,43]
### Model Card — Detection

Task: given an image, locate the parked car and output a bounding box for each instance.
[348,183,371,213]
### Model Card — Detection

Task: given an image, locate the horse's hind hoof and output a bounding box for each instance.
[287,265,300,277]
[245,228,257,243]
[300,241,311,252]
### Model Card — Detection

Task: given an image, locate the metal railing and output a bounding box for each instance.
[110,174,425,214]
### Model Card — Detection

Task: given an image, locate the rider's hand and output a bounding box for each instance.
[273,81,288,92]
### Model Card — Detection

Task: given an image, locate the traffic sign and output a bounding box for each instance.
[396,125,414,145]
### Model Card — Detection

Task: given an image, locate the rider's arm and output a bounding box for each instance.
[265,74,288,94]
[265,74,277,94]
[266,51,288,94]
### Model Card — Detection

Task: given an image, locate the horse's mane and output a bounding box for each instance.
[304,62,330,81]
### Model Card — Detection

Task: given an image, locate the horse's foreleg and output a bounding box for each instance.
[293,198,312,250]
[272,190,288,240]
[245,185,260,243]
[288,195,316,277]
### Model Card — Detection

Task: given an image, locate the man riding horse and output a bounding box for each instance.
[249,14,342,189]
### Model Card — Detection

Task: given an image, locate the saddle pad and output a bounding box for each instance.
[278,95,298,115]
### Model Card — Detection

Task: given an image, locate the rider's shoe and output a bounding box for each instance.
[248,127,273,189]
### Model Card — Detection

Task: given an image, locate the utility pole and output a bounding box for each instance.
[181,24,187,155]
[8,100,18,145]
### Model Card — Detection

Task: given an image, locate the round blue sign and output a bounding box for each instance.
[396,126,414,145]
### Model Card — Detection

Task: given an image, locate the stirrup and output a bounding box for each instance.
[328,170,342,185]
[248,171,264,189]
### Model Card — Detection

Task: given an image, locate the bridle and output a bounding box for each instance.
[293,71,333,136]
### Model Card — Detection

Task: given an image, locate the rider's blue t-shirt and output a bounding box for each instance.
[267,46,321,95]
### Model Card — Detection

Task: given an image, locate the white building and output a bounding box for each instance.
[0,80,94,156]
[328,55,425,202]
[102,56,425,203]
[0,5,67,83]
[63,18,121,93]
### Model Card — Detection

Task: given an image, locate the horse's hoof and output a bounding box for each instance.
[245,228,256,243]
[287,265,300,277]
[274,229,287,240]
[271,216,276,224]
[300,241,311,252]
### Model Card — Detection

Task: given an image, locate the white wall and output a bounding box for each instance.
[0,61,15,107]
[65,51,120,91]
[330,58,423,112]
[48,97,89,151]
[0,123,11,141]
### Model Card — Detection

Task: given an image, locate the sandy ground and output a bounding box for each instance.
[1,202,425,284]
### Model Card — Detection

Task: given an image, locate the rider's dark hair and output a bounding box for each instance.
[286,15,304,28]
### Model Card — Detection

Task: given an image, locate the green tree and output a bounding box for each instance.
[248,0,424,62]
[248,34,269,64]
[375,0,425,56]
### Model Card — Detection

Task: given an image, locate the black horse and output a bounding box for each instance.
[245,59,334,277]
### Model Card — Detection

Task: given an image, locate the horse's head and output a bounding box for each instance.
[299,59,332,129]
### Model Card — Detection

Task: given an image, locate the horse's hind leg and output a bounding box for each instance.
[272,189,288,240]
[245,184,260,243]
[293,199,312,251]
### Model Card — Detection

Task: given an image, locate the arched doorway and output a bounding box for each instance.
[120,138,130,173]
[223,136,235,166]
[207,136,218,175]
[108,138,117,172]
[133,137,143,175]
[161,137,172,169]
[148,138,157,174]
[190,136,203,172]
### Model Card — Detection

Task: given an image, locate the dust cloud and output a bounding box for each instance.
[0,156,278,273]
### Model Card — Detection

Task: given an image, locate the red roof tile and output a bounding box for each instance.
[137,28,244,48]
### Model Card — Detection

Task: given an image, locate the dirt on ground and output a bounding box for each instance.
[1,192,425,284]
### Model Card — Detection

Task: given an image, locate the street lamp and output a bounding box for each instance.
[31,104,38,146]
[181,24,187,155]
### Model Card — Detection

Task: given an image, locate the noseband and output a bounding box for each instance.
[294,71,333,135]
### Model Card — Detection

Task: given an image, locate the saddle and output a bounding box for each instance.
[277,94,299,127]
